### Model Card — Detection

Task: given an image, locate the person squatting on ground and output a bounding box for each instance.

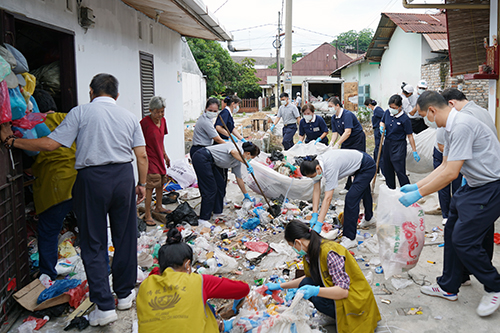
[137,228,250,332]
[191,142,260,224]
[270,92,300,150]
[215,95,246,143]
[379,94,419,190]
[190,98,225,159]
[300,150,376,250]
[399,91,500,317]
[364,98,385,176]
[297,103,329,146]
[265,220,381,332]
[140,96,172,226]
[1,73,148,326]
[328,96,366,195]
[29,90,77,283]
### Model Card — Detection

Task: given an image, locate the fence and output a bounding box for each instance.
[238,97,272,113]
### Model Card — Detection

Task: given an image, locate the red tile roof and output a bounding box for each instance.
[383,12,447,34]
[292,43,352,76]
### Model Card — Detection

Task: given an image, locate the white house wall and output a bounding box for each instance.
[182,72,206,122]
[421,35,435,65]
[1,0,185,163]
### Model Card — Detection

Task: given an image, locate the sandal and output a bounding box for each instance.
[154,207,172,214]
[143,218,156,226]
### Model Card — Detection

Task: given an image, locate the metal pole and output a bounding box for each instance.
[276,11,281,108]
[335,39,338,69]
[284,0,293,94]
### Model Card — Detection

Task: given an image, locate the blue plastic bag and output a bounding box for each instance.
[8,87,26,120]
[12,126,39,156]
[37,279,81,304]
[242,217,260,230]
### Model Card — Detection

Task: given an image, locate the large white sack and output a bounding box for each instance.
[166,158,197,189]
[283,141,331,164]
[406,128,436,173]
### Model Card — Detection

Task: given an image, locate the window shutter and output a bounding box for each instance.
[139,52,154,117]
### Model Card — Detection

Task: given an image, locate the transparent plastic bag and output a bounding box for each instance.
[377,185,425,279]
[406,128,436,173]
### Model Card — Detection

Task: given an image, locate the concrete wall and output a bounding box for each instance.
[421,62,489,109]
[182,72,206,122]
[1,0,185,162]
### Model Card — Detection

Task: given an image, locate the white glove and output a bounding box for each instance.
[333,143,340,149]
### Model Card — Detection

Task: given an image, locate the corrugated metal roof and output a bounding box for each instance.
[292,43,352,76]
[423,34,448,52]
[255,68,277,85]
[331,53,366,76]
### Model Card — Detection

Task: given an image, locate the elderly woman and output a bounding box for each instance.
[140,96,171,226]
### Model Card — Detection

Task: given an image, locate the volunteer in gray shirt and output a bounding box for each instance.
[402,83,427,133]
[191,142,260,223]
[300,149,376,250]
[401,91,500,318]
[1,74,148,327]
[190,98,225,158]
[270,92,300,150]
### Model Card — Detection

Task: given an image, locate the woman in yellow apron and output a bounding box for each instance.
[265,220,380,332]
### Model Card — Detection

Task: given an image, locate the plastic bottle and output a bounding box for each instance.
[221,230,237,239]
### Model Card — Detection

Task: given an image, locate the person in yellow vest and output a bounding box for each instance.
[265,220,380,332]
[137,228,250,333]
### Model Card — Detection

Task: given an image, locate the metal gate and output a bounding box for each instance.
[0,147,28,331]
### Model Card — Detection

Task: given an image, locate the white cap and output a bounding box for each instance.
[297,92,301,96]
[417,80,428,89]
[403,85,414,93]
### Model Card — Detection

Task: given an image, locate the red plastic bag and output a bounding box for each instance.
[245,241,269,254]
[0,80,11,124]
[22,316,48,330]
[64,280,89,308]
[12,112,46,130]
[255,285,284,304]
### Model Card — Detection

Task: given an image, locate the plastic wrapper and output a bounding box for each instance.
[58,240,77,258]
[65,280,88,308]
[191,237,238,274]
[17,320,37,333]
[0,80,11,123]
[37,279,81,304]
[406,128,436,173]
[9,86,27,120]
[242,217,260,230]
[377,185,425,279]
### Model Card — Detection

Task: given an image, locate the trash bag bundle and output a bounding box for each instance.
[166,201,198,226]
[377,185,425,279]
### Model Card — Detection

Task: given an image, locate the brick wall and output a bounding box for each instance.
[421,62,489,108]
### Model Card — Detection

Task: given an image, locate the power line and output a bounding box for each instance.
[230,23,274,32]
[214,0,229,13]
[293,26,336,39]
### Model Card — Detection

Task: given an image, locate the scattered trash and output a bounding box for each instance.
[381,299,391,305]
[407,307,423,315]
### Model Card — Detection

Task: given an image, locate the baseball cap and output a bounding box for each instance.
[403,85,414,93]
[417,80,428,89]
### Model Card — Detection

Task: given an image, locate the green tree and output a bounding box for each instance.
[331,28,374,53]
[268,53,302,69]
[187,38,261,98]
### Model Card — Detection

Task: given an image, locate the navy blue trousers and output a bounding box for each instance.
[373,130,383,173]
[382,138,409,189]
[192,148,225,220]
[299,277,336,319]
[342,133,366,190]
[343,153,376,240]
[282,124,297,150]
[437,180,500,294]
[189,145,204,160]
[38,199,73,279]
[433,148,462,219]
[73,163,137,310]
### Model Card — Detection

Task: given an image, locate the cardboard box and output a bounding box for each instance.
[14,280,70,312]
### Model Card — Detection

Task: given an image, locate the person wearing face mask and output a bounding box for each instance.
[402,83,428,134]
[270,92,301,150]
[328,96,366,195]
[299,150,376,249]
[215,95,246,143]
[297,104,329,145]
[190,98,226,159]
[137,228,250,333]
[364,98,385,177]
[400,91,500,318]
[263,220,380,331]
[379,94,419,190]
[191,142,259,224]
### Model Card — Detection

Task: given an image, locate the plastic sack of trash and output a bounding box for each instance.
[166,201,198,226]
[9,86,27,120]
[283,141,330,163]
[0,80,11,124]
[377,185,425,279]
[406,128,436,173]
[166,158,197,189]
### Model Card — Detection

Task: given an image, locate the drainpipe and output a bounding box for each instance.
[402,0,489,10]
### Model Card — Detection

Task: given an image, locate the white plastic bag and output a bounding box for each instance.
[377,185,425,279]
[166,158,197,189]
[283,141,330,164]
[406,128,436,173]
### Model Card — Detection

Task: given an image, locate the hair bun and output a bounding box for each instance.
[166,228,182,245]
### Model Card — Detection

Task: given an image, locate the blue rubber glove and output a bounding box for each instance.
[312,221,323,233]
[223,319,233,332]
[231,134,238,142]
[224,139,229,142]
[413,151,420,162]
[462,177,467,187]
[270,124,275,132]
[400,183,418,193]
[296,140,303,145]
[232,298,244,314]
[399,190,423,207]
[244,193,252,201]
[247,165,254,175]
[309,213,318,228]
[265,282,282,295]
[314,138,321,145]
[241,137,247,143]
[380,126,385,135]
[297,285,320,300]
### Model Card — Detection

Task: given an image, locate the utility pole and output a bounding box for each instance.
[276,11,281,109]
[283,0,293,95]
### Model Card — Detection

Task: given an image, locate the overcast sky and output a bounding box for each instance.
[203,0,440,57]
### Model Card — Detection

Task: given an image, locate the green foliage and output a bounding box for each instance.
[187,38,261,98]
[331,29,374,53]
[268,53,302,69]
[268,62,284,70]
